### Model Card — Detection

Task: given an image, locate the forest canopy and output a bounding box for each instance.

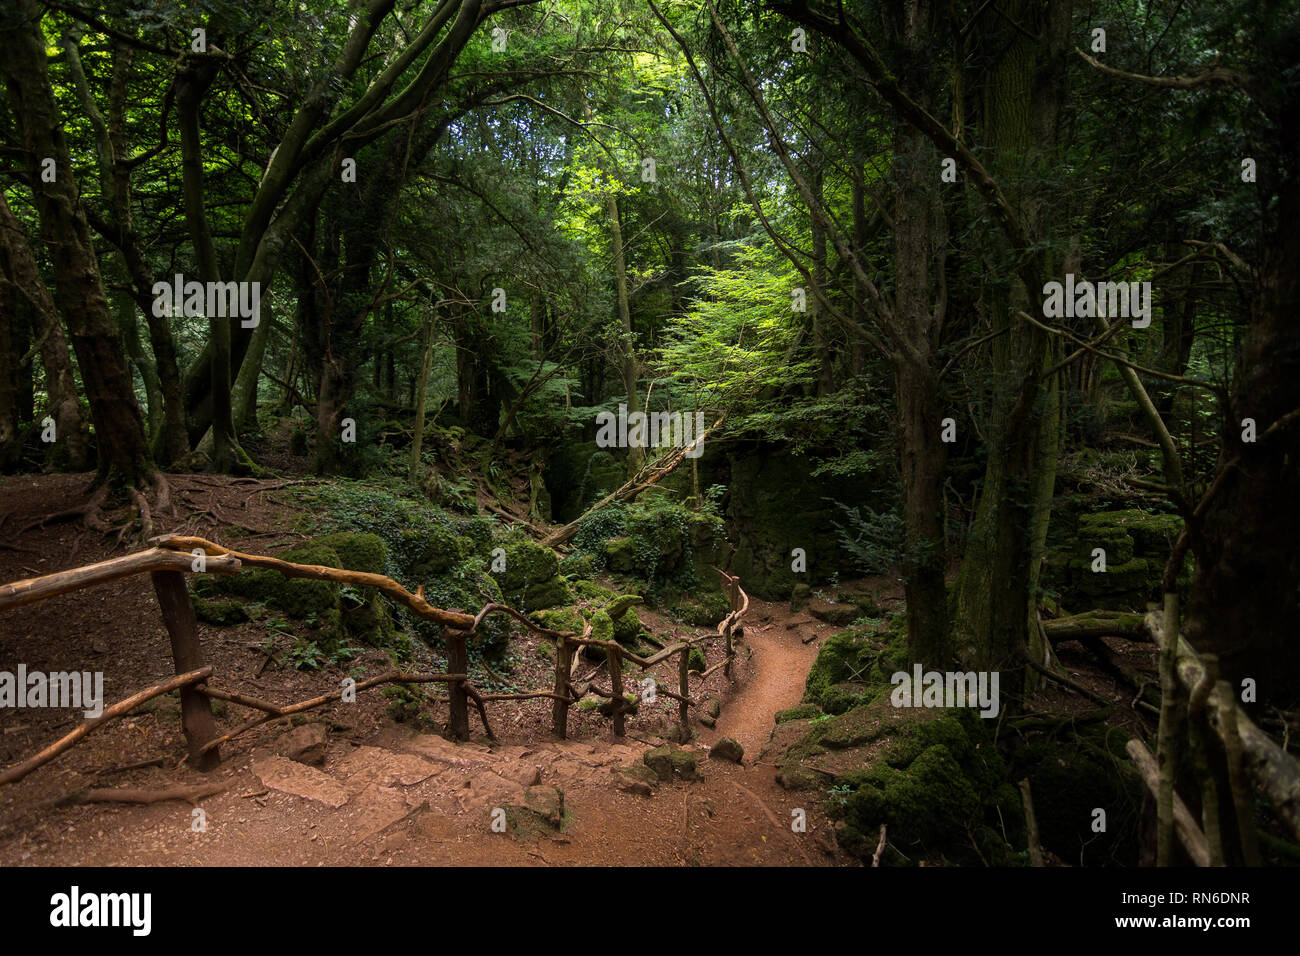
[2,0,1299,869]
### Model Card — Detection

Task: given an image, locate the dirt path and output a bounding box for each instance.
[708,602,820,757]
[0,476,853,866]
[0,609,846,867]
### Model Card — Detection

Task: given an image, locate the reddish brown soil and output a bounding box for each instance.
[0,473,858,866]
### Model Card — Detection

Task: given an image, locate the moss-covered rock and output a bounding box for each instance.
[1047,508,1190,611]
[572,579,615,604]
[342,596,394,646]
[774,699,1019,865]
[221,542,341,619]
[491,536,572,612]
[688,646,707,672]
[802,626,906,710]
[822,681,873,716]
[192,598,250,626]
[809,597,860,627]
[841,744,982,853]
[589,610,614,644]
[606,594,642,619]
[836,586,882,618]
[643,745,699,781]
[311,532,387,575]
[671,590,729,627]
[612,607,646,645]
[776,703,823,723]
[1006,724,1143,866]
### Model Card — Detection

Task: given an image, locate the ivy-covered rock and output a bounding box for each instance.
[603,536,638,573]
[558,552,596,579]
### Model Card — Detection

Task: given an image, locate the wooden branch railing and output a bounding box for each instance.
[1131,608,1300,861]
[0,547,241,611]
[0,536,749,786]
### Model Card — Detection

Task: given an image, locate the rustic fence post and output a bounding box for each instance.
[609,646,625,738]
[719,569,738,679]
[678,645,690,738]
[149,570,221,770]
[552,636,572,738]
[445,629,470,739]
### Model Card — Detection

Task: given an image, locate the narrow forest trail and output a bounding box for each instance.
[1,600,844,867]
[0,478,850,866]
[707,604,820,759]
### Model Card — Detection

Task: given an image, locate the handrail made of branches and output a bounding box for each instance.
[0,536,750,786]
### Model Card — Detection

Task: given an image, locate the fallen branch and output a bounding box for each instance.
[1043,610,1150,642]
[0,667,213,785]
[1173,637,1300,843]
[1019,779,1045,867]
[1126,738,1212,866]
[541,418,724,549]
[58,781,227,807]
[196,671,466,755]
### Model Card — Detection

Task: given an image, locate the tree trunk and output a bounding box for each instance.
[0,192,90,470]
[1,0,153,487]
[409,312,435,479]
[890,96,950,666]
[62,30,189,466]
[177,56,242,474]
[895,355,950,666]
[1183,131,1300,703]
[950,0,1067,692]
[606,189,642,474]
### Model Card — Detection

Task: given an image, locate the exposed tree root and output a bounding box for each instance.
[20,482,108,534]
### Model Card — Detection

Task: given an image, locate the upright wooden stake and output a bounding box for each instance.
[149,570,220,770]
[678,646,690,738]
[552,636,572,738]
[724,614,734,680]
[446,629,470,740]
[609,647,625,737]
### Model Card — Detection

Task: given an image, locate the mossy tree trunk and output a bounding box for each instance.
[1,0,154,488]
[950,0,1068,693]
[0,192,91,471]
